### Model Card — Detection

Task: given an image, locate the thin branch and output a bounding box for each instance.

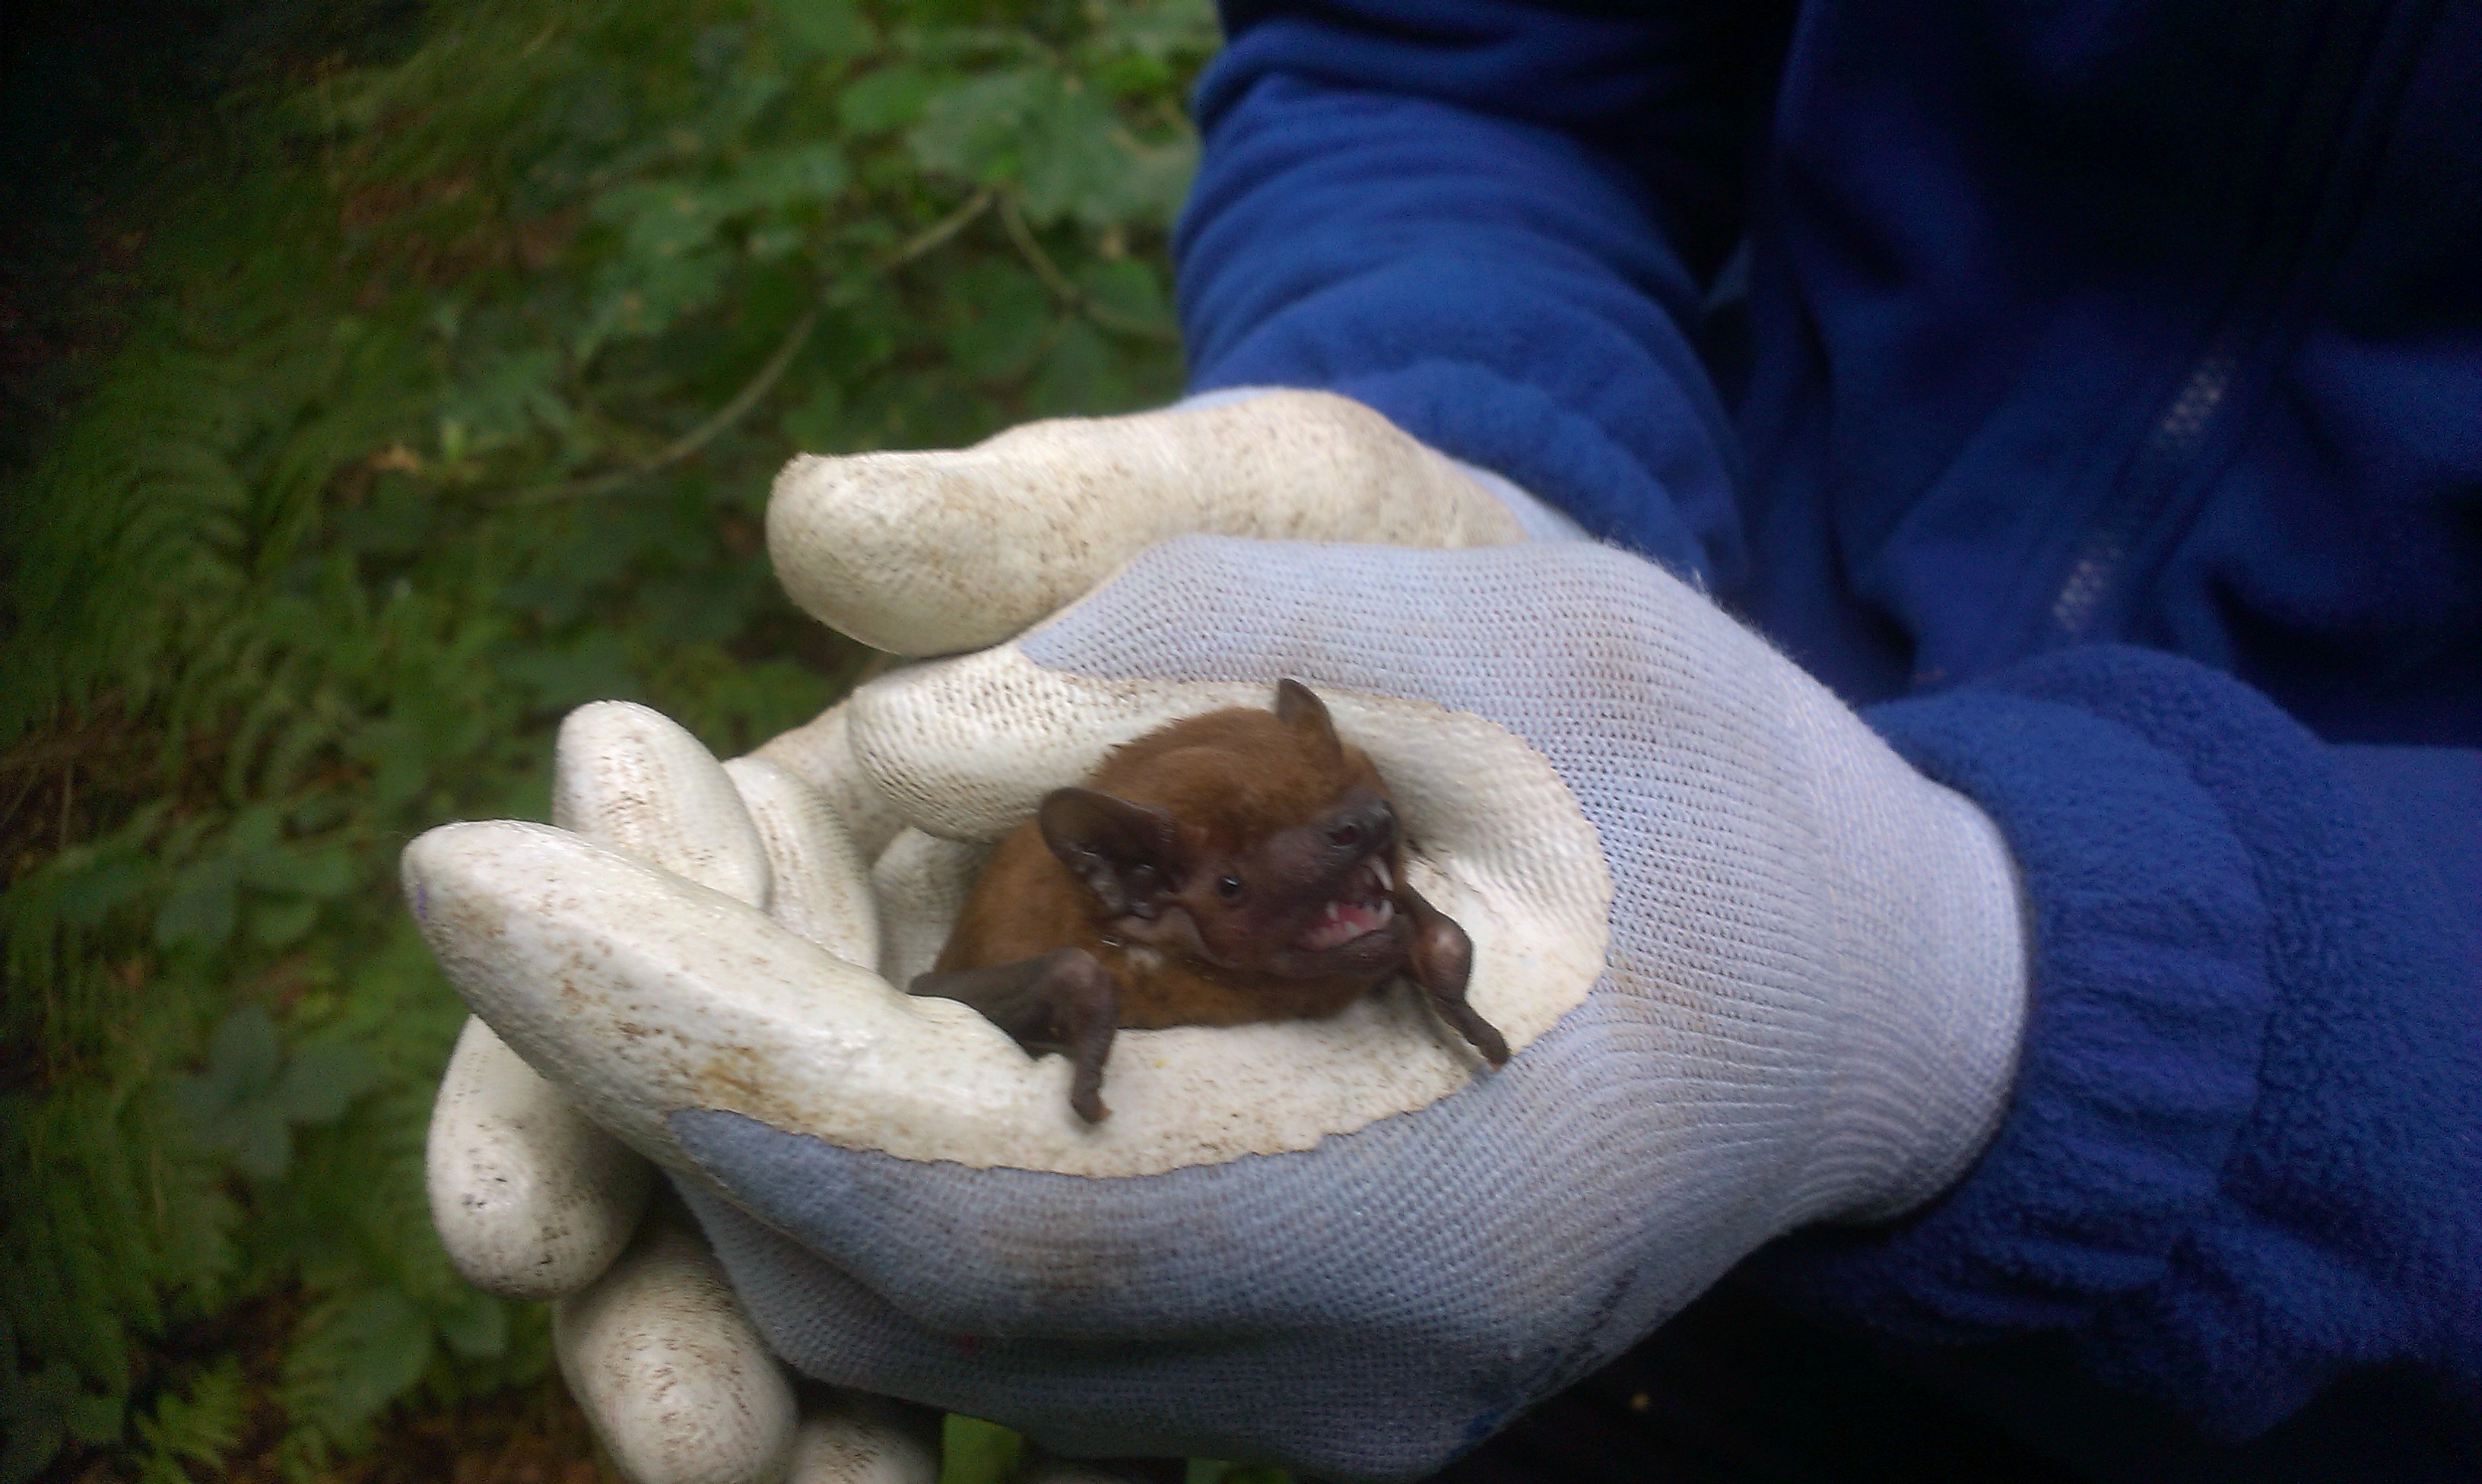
[998,192,1180,344]
[886,186,998,271]
[0,767,38,844]
[494,189,998,507]
[496,305,817,506]
[0,732,100,775]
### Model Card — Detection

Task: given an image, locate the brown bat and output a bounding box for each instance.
[912,680,1509,1122]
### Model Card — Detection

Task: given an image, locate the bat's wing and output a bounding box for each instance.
[911,952,1119,1123]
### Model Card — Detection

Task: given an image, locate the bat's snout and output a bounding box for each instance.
[1319,788,1396,861]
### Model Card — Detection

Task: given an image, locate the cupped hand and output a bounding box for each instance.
[413,528,2028,1479]
[420,391,1546,1483]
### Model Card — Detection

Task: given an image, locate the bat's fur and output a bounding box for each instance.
[916,680,1507,1121]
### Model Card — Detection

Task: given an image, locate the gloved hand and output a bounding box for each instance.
[420,390,1544,1483]
[424,696,941,1484]
[410,388,2030,1482]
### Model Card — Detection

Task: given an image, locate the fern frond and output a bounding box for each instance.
[132,1358,248,1483]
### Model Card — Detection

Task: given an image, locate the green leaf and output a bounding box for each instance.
[62,1387,125,1447]
[908,68,1197,227]
[44,845,156,931]
[271,1040,384,1126]
[221,1105,294,1182]
[0,1359,93,1484]
[937,1415,1022,1484]
[432,1292,509,1361]
[333,474,442,556]
[691,24,746,78]
[283,1289,434,1441]
[1074,257,1170,326]
[1087,0,1222,61]
[435,347,570,460]
[747,223,807,260]
[1013,81,1127,224]
[908,69,1040,187]
[246,896,320,947]
[239,841,357,900]
[944,262,1052,379]
[779,380,844,448]
[171,1010,377,1178]
[774,0,878,63]
[0,1417,63,1484]
[577,245,732,357]
[153,852,239,950]
[1027,319,1118,416]
[1089,49,1173,97]
[595,181,728,258]
[205,1007,282,1104]
[132,1358,246,1480]
[499,629,640,713]
[837,64,934,134]
[719,142,851,212]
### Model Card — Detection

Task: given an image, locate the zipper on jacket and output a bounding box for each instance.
[2031,0,2426,650]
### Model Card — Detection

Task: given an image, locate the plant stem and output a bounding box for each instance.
[998,192,1179,344]
[497,189,1000,507]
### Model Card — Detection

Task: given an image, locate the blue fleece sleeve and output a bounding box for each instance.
[1179,0,1782,585]
[1754,644,2482,1437]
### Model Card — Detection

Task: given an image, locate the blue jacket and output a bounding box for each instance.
[1176,0,2482,1470]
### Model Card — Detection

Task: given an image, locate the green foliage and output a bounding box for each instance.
[940,1414,1026,1484]
[170,1006,384,1183]
[131,1360,247,1484]
[1,0,1211,1476]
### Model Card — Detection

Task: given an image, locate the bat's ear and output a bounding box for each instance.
[1274,678,1344,762]
[1039,788,1187,918]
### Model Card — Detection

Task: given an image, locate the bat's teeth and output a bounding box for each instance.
[1372,856,1392,892]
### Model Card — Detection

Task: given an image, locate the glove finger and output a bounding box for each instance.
[425,699,763,1299]
[752,702,910,864]
[725,754,881,970]
[868,828,990,988]
[677,1179,1493,1483]
[554,1209,799,1484]
[403,820,1106,1175]
[425,1015,652,1298]
[557,701,770,908]
[785,1392,941,1484]
[401,820,1533,1177]
[766,390,1522,656]
[843,652,1271,845]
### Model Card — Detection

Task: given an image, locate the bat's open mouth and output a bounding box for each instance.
[1293,855,1398,951]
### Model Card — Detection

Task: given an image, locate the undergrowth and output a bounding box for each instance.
[0,0,1204,1476]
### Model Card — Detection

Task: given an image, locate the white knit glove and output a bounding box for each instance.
[424,700,941,1484]
[420,391,1544,1483]
[411,393,2028,1483]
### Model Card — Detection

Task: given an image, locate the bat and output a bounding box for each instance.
[912,679,1509,1122]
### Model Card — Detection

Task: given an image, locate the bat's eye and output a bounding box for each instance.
[1215,874,1244,900]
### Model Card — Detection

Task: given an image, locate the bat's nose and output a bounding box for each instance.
[1325,789,1396,855]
